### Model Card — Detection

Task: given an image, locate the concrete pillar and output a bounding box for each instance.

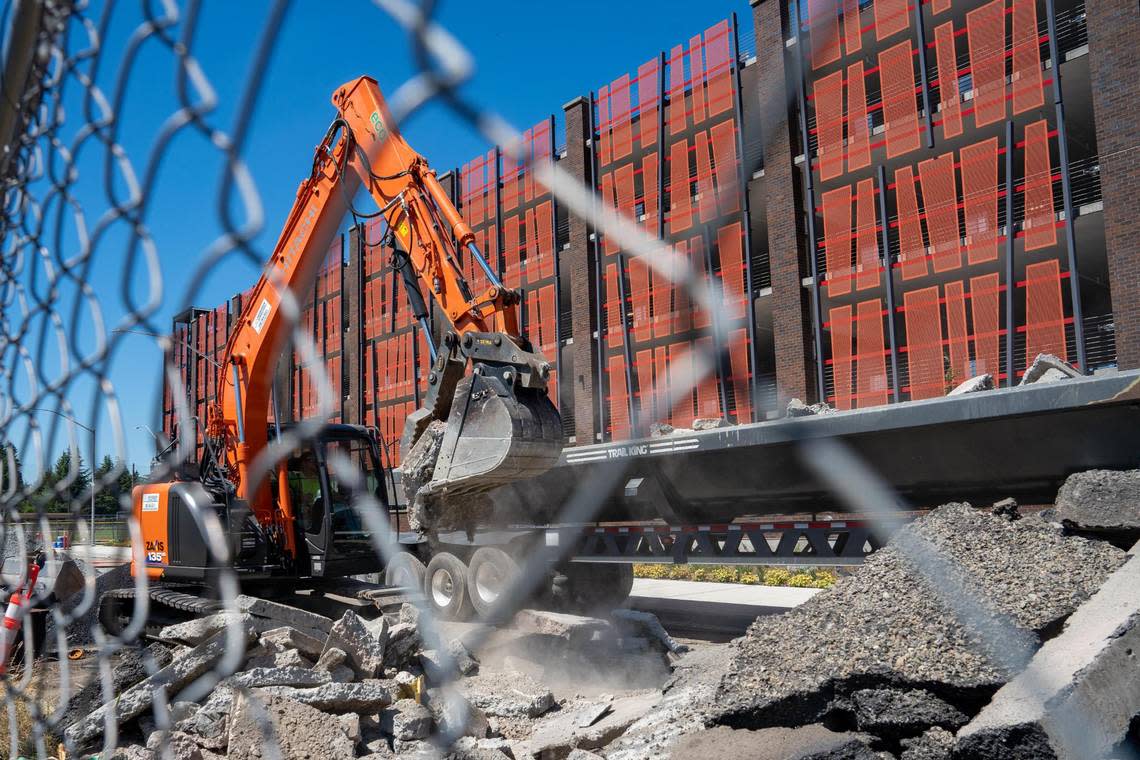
[562,96,599,444]
[751,0,818,404]
[1086,1,1140,369]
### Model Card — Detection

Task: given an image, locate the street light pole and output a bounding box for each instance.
[31,408,97,545]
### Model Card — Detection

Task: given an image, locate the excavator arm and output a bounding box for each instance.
[210,76,561,556]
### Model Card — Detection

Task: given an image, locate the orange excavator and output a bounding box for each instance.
[115,76,561,611]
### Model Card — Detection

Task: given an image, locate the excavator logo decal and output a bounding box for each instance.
[370,111,388,143]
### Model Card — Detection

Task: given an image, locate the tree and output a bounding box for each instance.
[0,443,22,498]
[36,451,91,514]
[94,455,119,515]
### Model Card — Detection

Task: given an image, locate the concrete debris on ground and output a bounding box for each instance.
[1019,352,1083,385]
[947,373,993,396]
[786,398,835,417]
[989,497,1021,522]
[1054,468,1140,535]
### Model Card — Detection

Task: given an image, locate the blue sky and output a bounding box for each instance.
[8,0,750,476]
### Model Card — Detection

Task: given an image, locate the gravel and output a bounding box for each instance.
[711,503,1126,730]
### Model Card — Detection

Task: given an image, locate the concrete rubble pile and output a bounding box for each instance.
[612,468,1140,759]
[61,591,681,759]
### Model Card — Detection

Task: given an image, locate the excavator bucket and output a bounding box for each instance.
[430,372,562,493]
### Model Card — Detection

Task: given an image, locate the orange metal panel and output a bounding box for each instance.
[601,171,619,256]
[855,178,880,292]
[874,0,910,42]
[918,151,962,273]
[693,340,720,421]
[635,348,655,426]
[638,58,660,148]
[597,85,612,166]
[727,327,752,423]
[822,184,854,297]
[535,200,555,281]
[856,298,889,408]
[710,120,740,215]
[971,273,1002,378]
[810,0,842,70]
[642,153,660,227]
[605,263,624,350]
[904,286,945,400]
[880,40,921,159]
[607,354,630,440]
[689,34,707,126]
[830,304,855,410]
[933,0,951,12]
[668,138,693,234]
[705,20,734,118]
[814,69,846,181]
[1025,259,1067,363]
[503,216,521,288]
[967,0,1007,128]
[961,137,1000,265]
[717,222,747,321]
[668,44,687,135]
[1022,119,1057,251]
[628,256,653,344]
[1012,0,1045,115]
[846,60,871,172]
[842,0,863,56]
[945,280,970,382]
[934,21,963,139]
[612,74,633,161]
[695,130,717,224]
[895,166,928,280]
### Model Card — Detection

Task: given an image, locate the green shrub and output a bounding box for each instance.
[786,572,815,587]
[762,568,791,586]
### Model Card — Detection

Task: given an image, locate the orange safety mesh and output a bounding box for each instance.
[706,20,734,118]
[638,57,660,148]
[810,0,842,70]
[856,298,889,408]
[971,273,1002,378]
[814,69,846,181]
[689,34,708,126]
[874,0,910,42]
[503,216,522,287]
[830,304,855,410]
[855,178,880,292]
[934,21,963,139]
[668,44,687,135]
[718,222,747,321]
[695,130,718,223]
[668,138,693,234]
[628,255,653,344]
[903,286,945,400]
[944,280,970,381]
[597,85,612,166]
[727,327,753,423]
[607,354,631,439]
[961,137,1000,265]
[846,60,871,172]
[842,0,862,56]
[967,0,1007,128]
[611,73,633,162]
[895,166,928,280]
[822,184,854,297]
[1011,0,1045,115]
[880,40,921,159]
[933,0,951,12]
[1022,119,1057,251]
[1024,259,1067,363]
[710,120,741,215]
[918,151,962,273]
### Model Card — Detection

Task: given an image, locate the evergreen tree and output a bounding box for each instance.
[94,455,119,515]
[0,443,22,497]
[40,451,91,513]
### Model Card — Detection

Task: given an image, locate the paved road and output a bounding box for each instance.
[628,578,820,642]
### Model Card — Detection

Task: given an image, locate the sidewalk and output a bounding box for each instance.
[630,578,821,608]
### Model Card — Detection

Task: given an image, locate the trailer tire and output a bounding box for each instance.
[424,552,474,621]
[467,547,520,622]
[570,563,635,611]
[385,551,427,592]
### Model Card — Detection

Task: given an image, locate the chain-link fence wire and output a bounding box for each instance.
[0,1,1129,758]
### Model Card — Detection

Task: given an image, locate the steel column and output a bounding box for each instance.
[1005,120,1017,387]
[877,165,902,403]
[615,254,639,432]
[588,93,607,440]
[913,0,935,149]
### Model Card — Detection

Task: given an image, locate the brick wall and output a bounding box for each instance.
[1087,0,1140,369]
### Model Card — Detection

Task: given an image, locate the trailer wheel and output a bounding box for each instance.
[424,552,474,621]
[570,563,635,612]
[385,551,427,592]
[467,547,520,622]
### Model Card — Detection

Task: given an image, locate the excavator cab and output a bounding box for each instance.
[276,424,388,579]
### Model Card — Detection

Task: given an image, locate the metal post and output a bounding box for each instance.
[548,115,564,415]
[657,50,667,241]
[877,165,902,402]
[1005,120,1017,387]
[90,427,96,546]
[912,0,935,149]
[701,228,733,422]
[588,93,608,440]
[493,145,505,282]
[792,1,829,401]
[731,12,761,422]
[1044,0,1086,372]
[615,254,639,432]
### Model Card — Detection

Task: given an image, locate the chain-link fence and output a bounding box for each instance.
[0,1,1134,759]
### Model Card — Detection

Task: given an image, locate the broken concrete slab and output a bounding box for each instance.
[381,698,433,741]
[528,692,659,757]
[228,692,355,760]
[228,665,331,689]
[399,601,420,626]
[60,643,174,731]
[786,398,835,417]
[668,724,879,760]
[65,620,257,747]
[1054,469,1140,533]
[711,504,1126,731]
[849,688,967,738]
[692,417,730,430]
[175,684,235,750]
[512,609,608,645]
[1020,353,1082,385]
[430,689,492,739]
[611,609,687,654]
[956,542,1140,759]
[323,609,386,679]
[990,498,1021,522]
[261,625,325,660]
[448,638,479,676]
[565,750,604,760]
[146,730,224,760]
[899,727,954,760]
[947,374,993,396]
[463,672,555,719]
[255,679,394,713]
[447,736,514,759]
[157,611,256,646]
[338,711,362,748]
[236,594,334,634]
[385,621,423,670]
[315,646,347,671]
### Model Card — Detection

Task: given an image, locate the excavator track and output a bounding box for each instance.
[98,587,222,639]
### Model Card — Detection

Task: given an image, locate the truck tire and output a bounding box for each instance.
[385,551,427,592]
[424,552,474,621]
[467,547,520,622]
[570,563,635,611]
